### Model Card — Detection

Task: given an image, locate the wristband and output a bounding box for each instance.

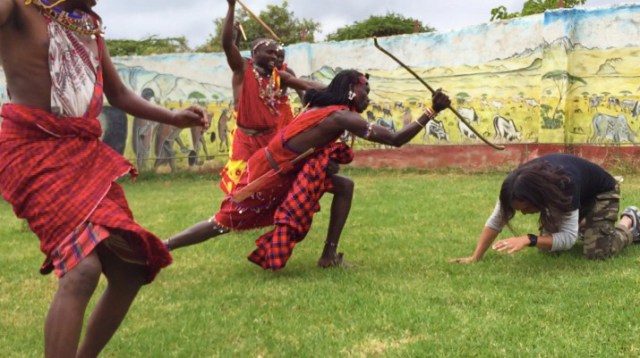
[527,233,538,247]
[424,107,436,119]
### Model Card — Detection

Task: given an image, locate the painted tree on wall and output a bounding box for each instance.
[542,70,586,129]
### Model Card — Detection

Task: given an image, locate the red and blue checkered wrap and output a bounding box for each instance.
[247,141,353,270]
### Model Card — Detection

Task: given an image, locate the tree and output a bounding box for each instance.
[196,1,320,52]
[455,92,471,106]
[491,0,587,21]
[326,13,435,42]
[541,70,586,128]
[106,36,191,56]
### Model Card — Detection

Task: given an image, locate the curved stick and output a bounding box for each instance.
[236,0,281,42]
[373,37,504,151]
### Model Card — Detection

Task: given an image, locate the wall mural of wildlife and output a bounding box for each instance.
[1,4,639,171]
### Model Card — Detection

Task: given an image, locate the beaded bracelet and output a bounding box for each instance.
[415,107,436,128]
[424,107,436,119]
[362,122,374,139]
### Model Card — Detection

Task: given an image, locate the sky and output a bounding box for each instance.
[94,0,632,48]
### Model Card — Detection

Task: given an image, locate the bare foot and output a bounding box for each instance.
[318,252,353,269]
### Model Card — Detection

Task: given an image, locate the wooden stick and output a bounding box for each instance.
[373,37,505,151]
[231,147,315,203]
[237,22,247,41]
[236,0,281,42]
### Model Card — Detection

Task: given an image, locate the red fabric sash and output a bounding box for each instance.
[241,105,349,195]
[0,61,172,279]
[213,106,353,269]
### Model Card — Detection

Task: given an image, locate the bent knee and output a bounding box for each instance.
[59,253,102,298]
[331,176,354,195]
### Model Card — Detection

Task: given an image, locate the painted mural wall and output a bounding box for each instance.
[1,4,639,172]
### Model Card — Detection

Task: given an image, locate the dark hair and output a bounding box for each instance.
[498,160,573,232]
[303,69,368,107]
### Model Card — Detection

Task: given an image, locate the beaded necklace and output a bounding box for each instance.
[253,64,283,116]
[28,0,104,38]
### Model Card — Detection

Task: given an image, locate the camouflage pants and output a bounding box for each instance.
[580,184,633,260]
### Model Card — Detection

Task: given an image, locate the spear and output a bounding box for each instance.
[373,37,504,151]
[236,0,281,42]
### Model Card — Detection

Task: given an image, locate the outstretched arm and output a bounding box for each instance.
[339,90,451,147]
[101,44,209,129]
[280,70,325,92]
[0,0,16,28]
[449,226,501,263]
[222,0,244,74]
[284,67,306,100]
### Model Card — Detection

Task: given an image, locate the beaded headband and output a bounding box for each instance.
[252,39,277,53]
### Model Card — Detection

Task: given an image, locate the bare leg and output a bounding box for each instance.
[318,175,354,268]
[164,220,229,251]
[77,242,147,358]
[44,251,102,358]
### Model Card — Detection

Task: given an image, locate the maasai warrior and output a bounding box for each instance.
[0,0,208,356]
[219,0,324,195]
[165,70,451,270]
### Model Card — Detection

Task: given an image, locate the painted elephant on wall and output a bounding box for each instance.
[98,106,128,155]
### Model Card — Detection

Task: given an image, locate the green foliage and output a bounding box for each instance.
[456,92,471,106]
[196,1,320,53]
[187,91,206,100]
[491,0,587,21]
[326,13,435,42]
[106,35,191,56]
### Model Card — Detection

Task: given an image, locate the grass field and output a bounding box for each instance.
[2,170,640,357]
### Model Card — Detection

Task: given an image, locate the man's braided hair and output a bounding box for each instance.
[303,70,368,108]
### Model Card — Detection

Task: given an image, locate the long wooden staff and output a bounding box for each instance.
[231,147,315,203]
[373,37,504,151]
[236,0,281,42]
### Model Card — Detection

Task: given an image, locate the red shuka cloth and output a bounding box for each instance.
[0,102,171,281]
[213,105,353,270]
[220,60,295,195]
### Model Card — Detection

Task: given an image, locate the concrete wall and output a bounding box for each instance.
[2,4,640,171]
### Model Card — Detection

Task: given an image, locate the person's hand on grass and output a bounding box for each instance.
[492,236,528,254]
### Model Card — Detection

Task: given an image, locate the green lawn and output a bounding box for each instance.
[2,170,640,357]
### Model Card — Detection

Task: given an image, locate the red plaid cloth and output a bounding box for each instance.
[0,103,171,281]
[247,142,353,270]
[214,106,349,230]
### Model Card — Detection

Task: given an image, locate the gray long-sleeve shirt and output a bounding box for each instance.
[485,200,580,251]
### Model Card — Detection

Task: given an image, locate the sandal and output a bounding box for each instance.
[621,206,640,243]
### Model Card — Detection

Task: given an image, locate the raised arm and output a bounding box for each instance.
[0,0,15,28]
[222,0,244,74]
[101,43,208,129]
